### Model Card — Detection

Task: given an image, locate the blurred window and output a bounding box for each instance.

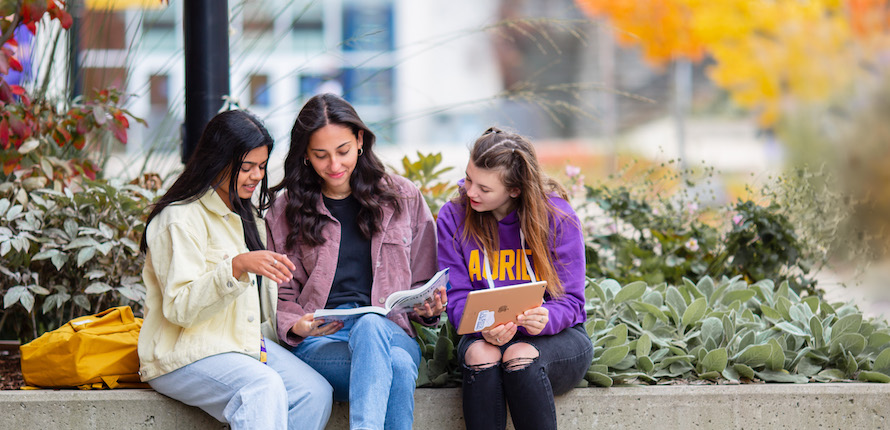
[83,67,127,95]
[342,68,392,106]
[149,74,169,110]
[342,1,393,52]
[80,10,126,50]
[249,74,271,107]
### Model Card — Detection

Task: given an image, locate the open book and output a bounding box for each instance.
[313,268,449,323]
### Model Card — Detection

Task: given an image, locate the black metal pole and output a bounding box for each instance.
[182,0,229,164]
[67,0,82,99]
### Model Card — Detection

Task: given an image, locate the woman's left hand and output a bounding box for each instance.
[414,287,448,318]
[517,306,549,335]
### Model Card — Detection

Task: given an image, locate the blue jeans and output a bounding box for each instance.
[293,309,421,430]
[457,323,594,430]
[147,339,333,430]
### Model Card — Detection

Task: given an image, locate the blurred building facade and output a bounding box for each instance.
[75,0,722,167]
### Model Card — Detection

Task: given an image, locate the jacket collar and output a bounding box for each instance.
[198,188,233,217]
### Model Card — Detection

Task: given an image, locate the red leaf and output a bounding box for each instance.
[48,7,73,30]
[113,111,130,128]
[10,85,25,96]
[75,117,88,134]
[56,124,72,142]
[5,39,17,48]
[7,115,28,138]
[27,2,47,21]
[26,22,37,34]
[8,56,22,72]
[0,81,13,103]
[110,122,127,144]
[81,161,97,181]
[72,134,85,150]
[0,118,9,149]
[3,158,20,176]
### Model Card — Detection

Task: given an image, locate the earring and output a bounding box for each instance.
[303,158,309,166]
[358,148,364,156]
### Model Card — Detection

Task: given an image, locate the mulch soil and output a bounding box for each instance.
[0,349,24,390]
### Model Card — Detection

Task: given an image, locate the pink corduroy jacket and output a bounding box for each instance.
[266,174,438,347]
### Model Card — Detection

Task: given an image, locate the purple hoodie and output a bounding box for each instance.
[437,194,587,337]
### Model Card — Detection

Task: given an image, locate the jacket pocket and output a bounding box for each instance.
[381,225,412,287]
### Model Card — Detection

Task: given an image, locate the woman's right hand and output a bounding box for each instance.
[482,322,517,347]
[232,251,296,284]
[291,313,343,338]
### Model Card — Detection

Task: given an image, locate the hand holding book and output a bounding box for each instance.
[291,312,344,338]
[312,268,450,325]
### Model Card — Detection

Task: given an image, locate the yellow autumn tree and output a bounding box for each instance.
[576,0,890,125]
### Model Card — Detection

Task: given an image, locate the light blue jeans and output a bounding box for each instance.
[294,309,421,430]
[148,340,333,430]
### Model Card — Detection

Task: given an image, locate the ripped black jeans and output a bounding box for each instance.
[456,324,593,430]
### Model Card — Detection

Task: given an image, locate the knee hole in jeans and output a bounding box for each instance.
[502,342,540,372]
[464,340,502,371]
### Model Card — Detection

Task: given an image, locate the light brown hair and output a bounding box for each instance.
[457,127,571,297]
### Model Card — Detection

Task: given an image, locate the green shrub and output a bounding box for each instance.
[571,165,833,295]
[584,276,890,386]
[0,179,154,342]
[400,153,890,386]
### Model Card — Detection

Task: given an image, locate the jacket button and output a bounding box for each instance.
[402,237,408,244]
[223,254,229,259]
[247,315,255,322]
[227,281,233,288]
[378,298,385,304]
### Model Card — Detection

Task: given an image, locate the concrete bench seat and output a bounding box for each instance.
[2,384,888,429]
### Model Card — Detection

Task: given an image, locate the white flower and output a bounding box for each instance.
[685,238,699,252]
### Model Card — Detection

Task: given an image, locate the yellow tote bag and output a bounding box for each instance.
[20,306,148,389]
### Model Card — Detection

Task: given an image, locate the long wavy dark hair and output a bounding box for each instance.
[271,93,400,249]
[140,110,274,253]
[455,127,570,297]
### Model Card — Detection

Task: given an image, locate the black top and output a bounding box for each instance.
[323,195,373,308]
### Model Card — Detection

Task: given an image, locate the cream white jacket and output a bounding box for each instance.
[137,189,278,381]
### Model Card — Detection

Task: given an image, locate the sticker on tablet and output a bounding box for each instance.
[474,310,495,331]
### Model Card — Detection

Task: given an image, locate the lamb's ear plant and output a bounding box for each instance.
[584,276,890,386]
[0,179,153,341]
[413,316,462,388]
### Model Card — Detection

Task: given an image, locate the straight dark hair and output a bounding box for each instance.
[271,93,400,249]
[140,110,274,253]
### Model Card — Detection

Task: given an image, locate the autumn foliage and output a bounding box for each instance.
[576,0,890,125]
[0,0,141,182]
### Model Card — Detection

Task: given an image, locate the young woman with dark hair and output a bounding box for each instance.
[437,127,593,430]
[266,93,446,430]
[138,110,333,430]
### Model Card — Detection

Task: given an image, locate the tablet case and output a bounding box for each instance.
[456,281,547,335]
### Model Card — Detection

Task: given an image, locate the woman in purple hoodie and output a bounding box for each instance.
[437,127,593,430]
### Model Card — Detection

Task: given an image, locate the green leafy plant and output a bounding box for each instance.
[584,276,890,386]
[571,163,827,294]
[391,152,457,217]
[413,316,461,388]
[0,178,154,341]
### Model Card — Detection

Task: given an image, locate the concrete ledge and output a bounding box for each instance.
[2,384,888,429]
